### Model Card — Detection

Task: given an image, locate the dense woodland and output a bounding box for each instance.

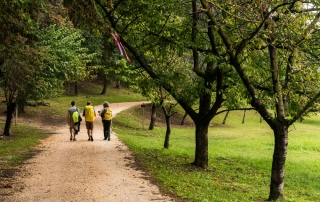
[1,0,320,200]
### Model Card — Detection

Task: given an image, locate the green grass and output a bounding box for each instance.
[0,124,48,170]
[113,107,320,202]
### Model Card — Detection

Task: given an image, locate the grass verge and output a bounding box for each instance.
[0,125,48,175]
[113,105,320,202]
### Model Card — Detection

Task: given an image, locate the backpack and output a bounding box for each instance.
[85,106,95,122]
[101,108,112,120]
[105,108,112,120]
[72,110,79,123]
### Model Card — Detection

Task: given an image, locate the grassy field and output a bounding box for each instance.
[0,85,319,201]
[113,105,320,202]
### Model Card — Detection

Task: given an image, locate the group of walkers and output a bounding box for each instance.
[67,101,113,142]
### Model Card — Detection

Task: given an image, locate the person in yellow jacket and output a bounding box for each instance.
[82,101,96,141]
[100,101,112,141]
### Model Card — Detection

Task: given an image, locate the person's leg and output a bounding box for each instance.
[73,127,76,141]
[90,129,93,141]
[86,122,91,140]
[88,122,93,141]
[69,128,73,140]
[106,120,111,141]
[103,120,107,140]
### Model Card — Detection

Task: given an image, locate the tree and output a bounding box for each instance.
[64,0,320,200]
[0,0,95,136]
[0,0,45,136]
[198,0,320,200]
[63,0,245,170]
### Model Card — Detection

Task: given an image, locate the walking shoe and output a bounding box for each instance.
[70,136,72,141]
[73,138,76,141]
[91,136,93,141]
[88,137,91,141]
[103,138,107,140]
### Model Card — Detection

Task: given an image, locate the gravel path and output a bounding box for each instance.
[2,102,174,202]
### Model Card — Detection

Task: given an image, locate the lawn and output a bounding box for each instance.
[113,105,320,202]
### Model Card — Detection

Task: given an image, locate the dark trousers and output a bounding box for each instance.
[102,120,111,140]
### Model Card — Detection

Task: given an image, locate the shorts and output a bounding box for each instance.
[86,121,94,130]
[69,122,75,129]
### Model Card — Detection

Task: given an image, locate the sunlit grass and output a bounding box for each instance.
[0,124,48,171]
[114,106,320,202]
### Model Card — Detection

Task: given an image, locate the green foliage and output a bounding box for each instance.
[36,24,96,90]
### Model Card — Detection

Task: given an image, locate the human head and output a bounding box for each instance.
[103,101,109,108]
[87,101,92,105]
[71,101,76,106]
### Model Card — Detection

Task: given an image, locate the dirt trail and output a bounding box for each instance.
[2,101,174,202]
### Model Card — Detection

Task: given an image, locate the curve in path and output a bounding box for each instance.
[4,101,174,202]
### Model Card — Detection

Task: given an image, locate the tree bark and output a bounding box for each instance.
[180,111,187,125]
[3,102,16,136]
[101,76,107,95]
[192,120,209,168]
[74,81,78,95]
[148,103,156,130]
[163,113,171,149]
[222,111,229,124]
[268,125,288,201]
[116,80,120,89]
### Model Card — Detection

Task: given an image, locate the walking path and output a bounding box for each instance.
[2,102,174,202]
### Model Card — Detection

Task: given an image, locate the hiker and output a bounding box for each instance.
[100,101,112,141]
[83,101,96,141]
[67,101,80,141]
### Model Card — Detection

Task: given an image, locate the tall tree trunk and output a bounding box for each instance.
[192,120,209,168]
[268,125,288,201]
[148,103,156,130]
[3,102,16,136]
[163,114,171,149]
[101,76,107,95]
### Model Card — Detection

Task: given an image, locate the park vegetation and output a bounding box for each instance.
[1,0,320,201]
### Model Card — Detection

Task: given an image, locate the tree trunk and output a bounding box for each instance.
[222,111,229,124]
[116,80,120,89]
[163,115,171,149]
[3,102,16,136]
[192,120,209,168]
[180,111,187,125]
[101,76,107,95]
[17,94,26,114]
[148,103,156,130]
[242,110,246,124]
[74,81,78,95]
[268,125,288,201]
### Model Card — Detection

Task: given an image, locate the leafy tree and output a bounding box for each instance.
[64,0,320,200]
[0,0,45,136]
[63,0,245,170]
[198,0,320,200]
[38,24,96,96]
[0,0,95,136]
